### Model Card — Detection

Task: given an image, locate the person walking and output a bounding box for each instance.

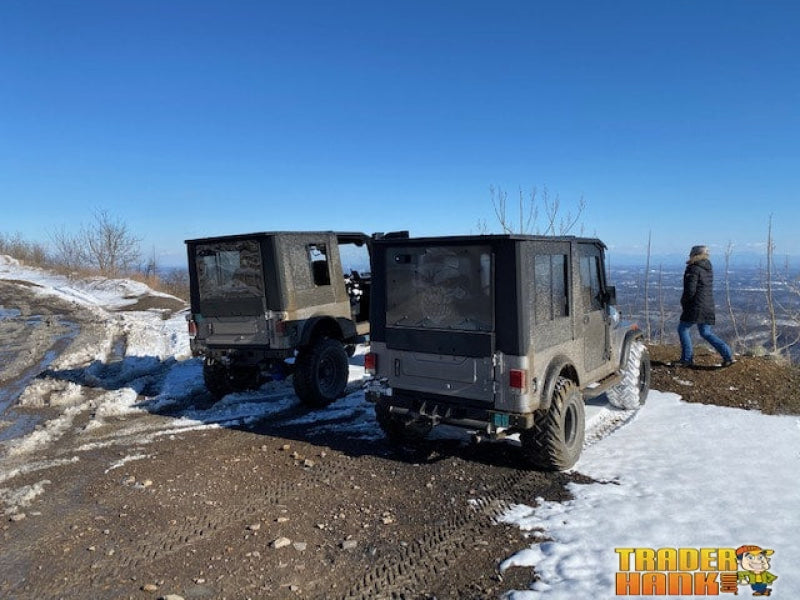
[678,245,735,367]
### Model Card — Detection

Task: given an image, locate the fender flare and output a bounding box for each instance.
[299,316,345,348]
[540,355,579,413]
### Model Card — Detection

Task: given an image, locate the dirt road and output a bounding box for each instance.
[0,278,592,600]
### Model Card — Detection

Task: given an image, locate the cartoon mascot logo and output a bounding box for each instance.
[737,545,777,596]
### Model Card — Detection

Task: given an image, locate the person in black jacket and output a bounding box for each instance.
[678,245,735,367]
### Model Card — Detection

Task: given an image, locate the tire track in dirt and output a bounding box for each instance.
[341,408,633,600]
[107,457,354,575]
[83,399,371,585]
[341,466,556,599]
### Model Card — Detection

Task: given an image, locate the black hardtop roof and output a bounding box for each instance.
[185,231,370,245]
[373,233,606,248]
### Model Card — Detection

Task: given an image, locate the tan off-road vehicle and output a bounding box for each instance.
[365,234,650,470]
[186,231,371,406]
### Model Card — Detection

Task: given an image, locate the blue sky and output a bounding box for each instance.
[1,1,798,267]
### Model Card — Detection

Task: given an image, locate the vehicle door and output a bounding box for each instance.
[578,242,610,372]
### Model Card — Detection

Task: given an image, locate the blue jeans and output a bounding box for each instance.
[678,321,733,363]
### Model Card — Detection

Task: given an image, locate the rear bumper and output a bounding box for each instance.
[194,343,294,364]
[366,381,534,432]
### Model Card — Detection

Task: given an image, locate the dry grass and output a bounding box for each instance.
[2,232,189,301]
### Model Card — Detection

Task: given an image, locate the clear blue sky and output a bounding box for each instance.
[1,1,798,267]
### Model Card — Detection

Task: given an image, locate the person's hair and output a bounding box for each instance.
[687,245,709,264]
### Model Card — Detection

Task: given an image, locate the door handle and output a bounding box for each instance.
[583,315,590,324]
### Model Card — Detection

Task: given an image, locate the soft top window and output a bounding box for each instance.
[386,245,493,332]
[195,240,265,300]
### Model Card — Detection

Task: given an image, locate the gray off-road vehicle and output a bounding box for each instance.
[365,234,650,470]
[186,231,371,406]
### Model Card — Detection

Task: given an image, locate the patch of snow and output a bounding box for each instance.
[0,457,80,486]
[5,404,89,457]
[0,479,51,515]
[104,453,151,474]
[501,392,800,598]
[0,255,21,267]
[17,380,85,408]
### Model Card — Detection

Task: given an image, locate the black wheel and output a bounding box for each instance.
[203,357,233,401]
[375,398,432,447]
[607,341,651,409]
[293,338,349,407]
[521,377,585,471]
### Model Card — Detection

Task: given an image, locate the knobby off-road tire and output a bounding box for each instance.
[375,398,432,447]
[521,377,585,471]
[293,338,350,407]
[606,341,651,410]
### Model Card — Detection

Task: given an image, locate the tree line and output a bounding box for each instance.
[0,209,188,300]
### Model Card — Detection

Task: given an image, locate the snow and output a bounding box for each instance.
[500,392,800,598]
[2,256,800,597]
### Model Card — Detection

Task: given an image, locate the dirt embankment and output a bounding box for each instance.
[648,344,800,415]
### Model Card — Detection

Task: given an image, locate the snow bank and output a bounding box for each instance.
[501,391,800,598]
[0,255,21,267]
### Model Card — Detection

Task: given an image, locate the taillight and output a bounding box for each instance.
[509,368,527,392]
[187,319,197,338]
[364,352,377,375]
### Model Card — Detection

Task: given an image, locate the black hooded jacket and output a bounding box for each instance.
[680,258,715,324]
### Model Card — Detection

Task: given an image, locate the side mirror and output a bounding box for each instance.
[604,286,617,306]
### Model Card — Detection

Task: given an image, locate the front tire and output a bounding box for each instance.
[607,341,651,410]
[293,338,349,407]
[521,377,585,471]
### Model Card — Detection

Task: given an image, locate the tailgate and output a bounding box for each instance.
[389,350,495,403]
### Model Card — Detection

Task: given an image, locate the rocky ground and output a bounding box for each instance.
[2,279,798,600]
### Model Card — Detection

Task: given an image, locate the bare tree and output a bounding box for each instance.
[489,185,585,235]
[49,226,83,272]
[765,215,779,354]
[80,209,141,278]
[490,186,536,234]
[657,264,666,343]
[643,231,652,341]
[0,232,48,266]
[723,241,741,353]
[541,186,586,236]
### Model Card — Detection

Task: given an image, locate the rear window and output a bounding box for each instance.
[386,245,492,332]
[195,240,265,300]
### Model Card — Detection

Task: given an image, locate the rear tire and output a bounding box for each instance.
[521,377,585,471]
[293,338,349,407]
[607,341,651,410]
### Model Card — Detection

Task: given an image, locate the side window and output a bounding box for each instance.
[308,244,330,286]
[580,254,603,312]
[534,254,569,323]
